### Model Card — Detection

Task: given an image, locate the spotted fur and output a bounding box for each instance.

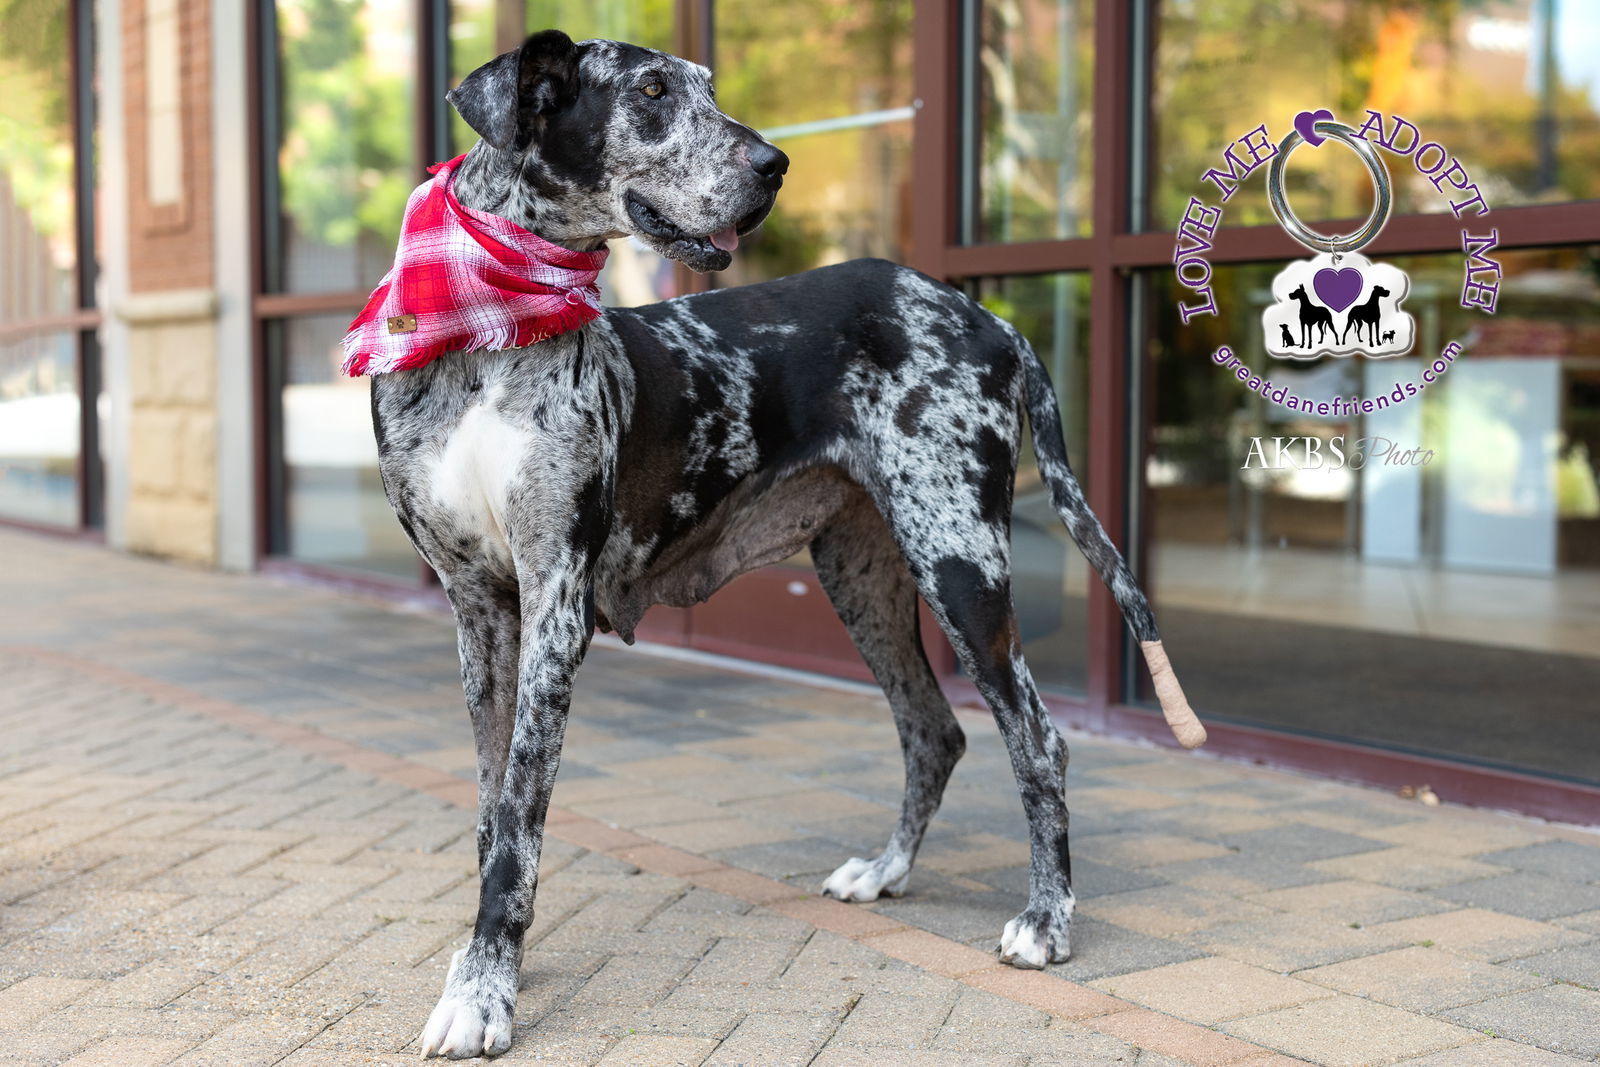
[377,31,1175,1058]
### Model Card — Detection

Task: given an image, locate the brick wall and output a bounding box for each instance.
[122,0,215,292]
[118,0,221,565]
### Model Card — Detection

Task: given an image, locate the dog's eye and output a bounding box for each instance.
[640,82,664,98]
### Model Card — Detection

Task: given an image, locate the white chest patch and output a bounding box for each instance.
[427,401,532,565]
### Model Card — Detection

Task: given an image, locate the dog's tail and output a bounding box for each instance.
[1006,321,1206,749]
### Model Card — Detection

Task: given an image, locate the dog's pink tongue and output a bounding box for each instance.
[709,227,739,252]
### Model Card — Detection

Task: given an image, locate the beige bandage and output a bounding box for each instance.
[1140,640,1207,749]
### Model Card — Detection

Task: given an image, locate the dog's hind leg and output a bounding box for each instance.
[849,430,1075,965]
[813,500,965,903]
[918,552,1077,969]
[867,458,1078,967]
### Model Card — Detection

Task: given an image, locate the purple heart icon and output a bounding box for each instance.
[1294,108,1334,147]
[1313,267,1363,313]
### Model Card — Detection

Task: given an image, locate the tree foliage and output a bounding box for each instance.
[276,0,413,261]
[0,0,72,287]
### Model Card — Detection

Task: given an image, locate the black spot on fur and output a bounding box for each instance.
[895,384,931,437]
[976,350,1016,402]
[970,426,1014,525]
[449,30,580,152]
[476,850,526,941]
[567,469,613,569]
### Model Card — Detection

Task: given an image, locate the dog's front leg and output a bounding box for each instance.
[421,570,592,1059]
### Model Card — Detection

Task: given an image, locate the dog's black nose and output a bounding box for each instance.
[749,141,789,179]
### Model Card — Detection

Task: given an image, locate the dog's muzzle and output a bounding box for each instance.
[625,186,780,273]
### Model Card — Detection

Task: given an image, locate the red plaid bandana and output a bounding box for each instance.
[341,154,609,377]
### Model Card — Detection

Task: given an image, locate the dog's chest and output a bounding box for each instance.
[374,340,626,575]
[424,400,534,567]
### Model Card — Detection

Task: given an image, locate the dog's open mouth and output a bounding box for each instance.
[625,191,771,273]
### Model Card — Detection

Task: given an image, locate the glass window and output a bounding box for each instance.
[964,0,1094,244]
[268,314,417,579]
[1151,1,1600,229]
[970,273,1091,693]
[448,0,496,156]
[714,0,914,285]
[0,333,80,526]
[527,0,671,50]
[0,3,83,526]
[270,0,416,294]
[0,5,76,321]
[1139,248,1600,783]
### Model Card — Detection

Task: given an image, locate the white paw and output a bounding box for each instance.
[999,899,1074,969]
[420,962,514,1059]
[821,856,909,902]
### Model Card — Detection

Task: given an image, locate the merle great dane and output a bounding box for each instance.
[373,29,1206,1059]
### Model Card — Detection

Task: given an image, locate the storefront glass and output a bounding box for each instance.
[268,313,418,579]
[264,0,419,574]
[965,0,1094,243]
[1140,249,1600,782]
[270,0,417,294]
[714,0,914,285]
[238,0,1600,805]
[0,4,82,526]
[0,335,80,527]
[1151,1,1600,229]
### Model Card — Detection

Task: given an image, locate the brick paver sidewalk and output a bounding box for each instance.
[2,528,1598,1066]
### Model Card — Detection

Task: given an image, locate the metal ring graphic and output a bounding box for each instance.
[1267,121,1392,255]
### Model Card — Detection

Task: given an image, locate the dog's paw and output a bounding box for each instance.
[821,855,909,902]
[420,990,513,1059]
[998,899,1074,969]
[420,956,515,1059]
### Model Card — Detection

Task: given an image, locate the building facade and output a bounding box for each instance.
[3,0,1597,819]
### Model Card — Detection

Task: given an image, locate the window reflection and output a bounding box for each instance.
[270,314,417,578]
[0,3,81,525]
[1151,1,1600,228]
[971,273,1091,693]
[714,0,913,284]
[0,334,80,526]
[272,0,416,294]
[965,0,1094,243]
[1140,249,1600,781]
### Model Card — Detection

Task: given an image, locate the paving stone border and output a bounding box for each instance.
[9,644,1303,1066]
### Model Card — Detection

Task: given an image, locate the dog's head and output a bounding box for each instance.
[448,30,786,272]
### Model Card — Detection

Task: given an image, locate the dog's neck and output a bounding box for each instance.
[452,142,620,255]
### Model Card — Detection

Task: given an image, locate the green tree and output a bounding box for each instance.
[276,0,413,261]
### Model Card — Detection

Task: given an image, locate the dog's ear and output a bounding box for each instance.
[447,30,580,152]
